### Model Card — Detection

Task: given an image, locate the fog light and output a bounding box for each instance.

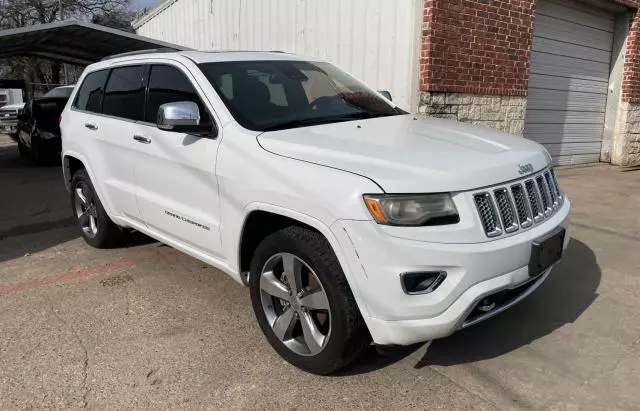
[400,271,447,295]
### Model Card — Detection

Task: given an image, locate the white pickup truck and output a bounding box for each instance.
[0,88,25,138]
[60,50,570,374]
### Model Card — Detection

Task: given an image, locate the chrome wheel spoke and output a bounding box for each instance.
[272,307,297,341]
[300,289,330,311]
[76,187,88,205]
[260,270,291,301]
[282,253,303,293]
[300,311,324,355]
[89,215,97,234]
[78,212,90,227]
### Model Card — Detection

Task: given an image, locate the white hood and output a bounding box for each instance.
[257,115,550,193]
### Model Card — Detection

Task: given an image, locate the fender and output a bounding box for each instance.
[237,202,372,318]
[62,150,119,221]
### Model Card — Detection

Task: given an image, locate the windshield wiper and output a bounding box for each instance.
[260,111,400,132]
[261,117,338,132]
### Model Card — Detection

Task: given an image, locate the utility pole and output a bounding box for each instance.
[60,0,69,85]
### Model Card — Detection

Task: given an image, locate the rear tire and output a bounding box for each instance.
[31,136,47,166]
[249,226,370,375]
[70,169,125,248]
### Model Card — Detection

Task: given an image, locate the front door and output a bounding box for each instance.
[133,64,223,258]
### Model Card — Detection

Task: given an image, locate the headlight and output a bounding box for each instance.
[363,194,459,226]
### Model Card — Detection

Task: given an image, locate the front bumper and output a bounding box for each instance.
[332,199,571,345]
[0,122,17,134]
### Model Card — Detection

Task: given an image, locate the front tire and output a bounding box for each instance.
[70,169,124,248]
[249,226,370,375]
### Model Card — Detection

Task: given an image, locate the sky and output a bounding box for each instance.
[132,0,160,11]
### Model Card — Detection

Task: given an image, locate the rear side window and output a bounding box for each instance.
[73,70,109,113]
[102,65,145,121]
[146,65,211,124]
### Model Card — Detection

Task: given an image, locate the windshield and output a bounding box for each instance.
[43,86,74,99]
[199,60,405,131]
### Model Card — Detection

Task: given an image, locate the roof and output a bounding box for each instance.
[0,20,188,66]
[85,50,317,72]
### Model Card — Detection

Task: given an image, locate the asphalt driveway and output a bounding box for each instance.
[0,134,639,409]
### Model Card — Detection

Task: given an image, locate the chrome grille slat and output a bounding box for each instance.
[494,188,518,233]
[474,167,563,238]
[525,180,543,222]
[536,176,552,216]
[473,193,502,237]
[544,171,559,207]
[510,184,533,228]
[549,168,563,205]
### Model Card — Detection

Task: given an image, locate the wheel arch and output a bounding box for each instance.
[63,153,86,191]
[237,203,371,318]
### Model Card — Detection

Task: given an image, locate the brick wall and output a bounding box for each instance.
[420,0,536,97]
[622,8,640,102]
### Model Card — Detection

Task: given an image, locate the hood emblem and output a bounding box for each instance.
[518,163,534,175]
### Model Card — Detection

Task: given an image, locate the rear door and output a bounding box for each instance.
[132,63,224,257]
[66,66,143,221]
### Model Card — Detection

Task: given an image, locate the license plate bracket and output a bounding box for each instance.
[529,227,565,277]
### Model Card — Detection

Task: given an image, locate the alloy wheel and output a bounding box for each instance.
[74,182,98,238]
[259,252,331,356]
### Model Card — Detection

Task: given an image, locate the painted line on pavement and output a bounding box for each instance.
[0,250,182,295]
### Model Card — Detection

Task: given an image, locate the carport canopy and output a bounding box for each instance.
[0,20,188,66]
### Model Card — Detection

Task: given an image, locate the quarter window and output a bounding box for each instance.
[102,65,145,121]
[73,70,109,113]
[146,65,211,124]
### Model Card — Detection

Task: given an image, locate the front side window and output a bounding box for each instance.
[102,65,145,121]
[199,60,403,131]
[73,70,109,113]
[145,65,211,124]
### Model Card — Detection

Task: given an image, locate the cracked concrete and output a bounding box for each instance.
[1,135,639,409]
[47,298,90,408]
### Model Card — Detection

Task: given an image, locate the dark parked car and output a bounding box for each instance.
[17,85,74,165]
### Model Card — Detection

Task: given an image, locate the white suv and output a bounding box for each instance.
[61,50,570,374]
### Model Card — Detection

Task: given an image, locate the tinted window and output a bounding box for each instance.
[73,70,108,113]
[146,65,211,124]
[102,66,145,121]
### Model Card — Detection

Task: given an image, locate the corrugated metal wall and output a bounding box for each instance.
[135,0,421,110]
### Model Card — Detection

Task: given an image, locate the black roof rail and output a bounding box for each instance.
[101,47,180,61]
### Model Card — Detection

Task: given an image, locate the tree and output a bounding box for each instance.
[91,9,137,32]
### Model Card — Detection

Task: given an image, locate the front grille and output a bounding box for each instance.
[0,109,18,123]
[474,168,563,238]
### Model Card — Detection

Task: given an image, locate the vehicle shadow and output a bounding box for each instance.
[334,237,600,375]
[414,238,600,367]
[0,142,157,263]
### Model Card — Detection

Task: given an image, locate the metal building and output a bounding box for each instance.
[134,0,423,111]
[134,0,640,168]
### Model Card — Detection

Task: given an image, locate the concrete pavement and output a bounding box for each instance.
[1,134,639,409]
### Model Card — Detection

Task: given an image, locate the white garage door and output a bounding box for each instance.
[525,0,615,165]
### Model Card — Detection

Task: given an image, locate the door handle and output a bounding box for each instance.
[84,122,98,130]
[133,135,151,144]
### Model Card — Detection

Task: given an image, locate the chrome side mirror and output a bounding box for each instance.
[157,101,200,131]
[378,90,392,101]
